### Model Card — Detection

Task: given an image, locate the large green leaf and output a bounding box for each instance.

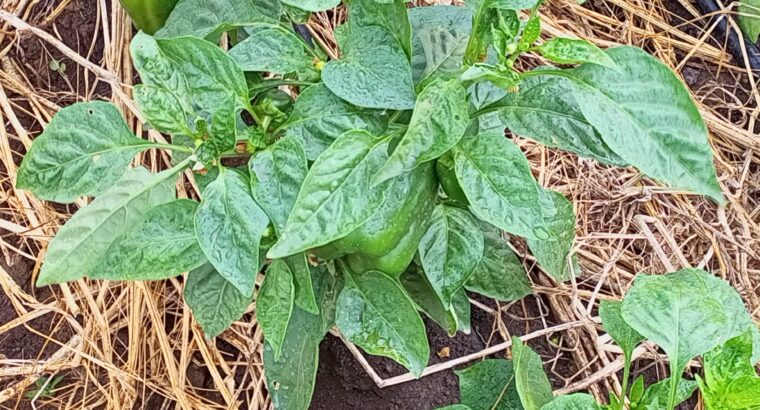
[195,168,270,297]
[91,199,206,280]
[258,260,295,360]
[184,263,253,338]
[525,189,576,282]
[418,205,484,308]
[157,0,281,39]
[543,47,723,202]
[37,167,176,286]
[347,0,412,58]
[249,137,308,236]
[455,359,521,410]
[465,222,531,301]
[282,0,339,11]
[335,268,429,376]
[267,130,390,258]
[512,337,554,410]
[487,75,625,166]
[374,78,469,184]
[599,300,644,360]
[229,24,316,75]
[17,102,156,203]
[541,394,602,410]
[739,0,760,43]
[409,5,472,84]
[283,84,388,160]
[400,266,459,336]
[322,25,416,110]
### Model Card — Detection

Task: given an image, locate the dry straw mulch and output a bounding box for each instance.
[0,0,758,408]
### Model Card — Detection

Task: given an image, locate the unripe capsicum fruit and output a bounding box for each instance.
[119,0,178,35]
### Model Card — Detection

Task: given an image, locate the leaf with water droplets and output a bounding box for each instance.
[409,5,472,84]
[157,0,281,39]
[512,337,554,410]
[185,263,253,338]
[455,359,522,410]
[229,24,316,75]
[258,260,295,360]
[466,222,531,301]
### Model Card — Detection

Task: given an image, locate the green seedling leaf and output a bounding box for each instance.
[322,25,415,110]
[374,78,469,184]
[465,221,531,301]
[250,137,308,236]
[418,205,484,308]
[698,330,760,409]
[230,24,316,75]
[455,359,521,410]
[512,337,554,410]
[541,393,602,410]
[37,167,176,286]
[282,0,339,11]
[487,75,625,166]
[17,101,157,203]
[409,5,472,84]
[157,0,281,39]
[258,260,295,360]
[348,0,412,58]
[632,377,697,410]
[91,199,206,280]
[283,84,389,160]
[539,38,617,68]
[195,168,270,297]
[267,130,390,259]
[518,14,541,51]
[525,188,577,282]
[336,268,429,377]
[400,266,460,336]
[600,300,644,360]
[544,46,723,202]
[185,263,253,338]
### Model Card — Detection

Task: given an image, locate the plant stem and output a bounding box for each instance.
[666,362,680,410]
[619,353,631,410]
[153,143,194,153]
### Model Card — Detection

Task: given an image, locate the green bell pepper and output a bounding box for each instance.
[314,162,438,277]
[119,0,178,35]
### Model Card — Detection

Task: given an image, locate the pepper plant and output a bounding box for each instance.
[18,0,727,409]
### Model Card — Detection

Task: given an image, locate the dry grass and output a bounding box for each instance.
[0,0,757,408]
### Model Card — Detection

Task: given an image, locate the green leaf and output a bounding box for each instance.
[739,0,760,43]
[518,14,541,51]
[539,38,616,68]
[464,0,522,65]
[599,300,644,360]
[418,205,484,308]
[267,130,390,258]
[90,199,206,280]
[195,168,270,297]
[461,64,520,89]
[133,84,195,135]
[713,377,760,409]
[438,405,473,410]
[455,359,521,410]
[282,0,339,11]
[249,137,308,236]
[466,222,531,301]
[699,330,760,410]
[512,337,554,410]
[487,75,625,166]
[258,260,295,360]
[453,289,472,334]
[374,78,469,184]
[184,263,253,338]
[633,378,697,410]
[17,101,157,203]
[348,0,412,58]
[283,84,389,160]
[322,25,416,110]
[37,167,176,286]
[400,266,459,336]
[157,0,281,39]
[541,394,602,410]
[409,5,472,84]
[525,188,577,282]
[285,253,319,314]
[229,24,316,75]
[544,46,723,202]
[335,268,429,377]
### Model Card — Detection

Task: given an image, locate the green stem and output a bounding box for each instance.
[153,143,194,153]
[619,353,631,410]
[666,362,680,410]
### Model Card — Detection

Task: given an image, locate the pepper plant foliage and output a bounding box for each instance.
[18,0,724,408]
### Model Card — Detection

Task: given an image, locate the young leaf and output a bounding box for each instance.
[17,102,157,203]
[285,253,319,314]
[538,38,617,68]
[486,75,625,166]
[267,130,390,259]
[464,0,527,64]
[454,359,521,410]
[249,137,308,236]
[347,0,412,58]
[599,300,644,360]
[418,205,485,308]
[525,188,577,282]
[465,222,531,301]
[633,378,697,410]
[195,168,270,297]
[258,260,295,361]
[91,199,206,280]
[543,46,723,202]
[541,393,602,410]
[400,266,459,336]
[282,0,339,12]
[283,84,389,160]
[409,5,472,84]
[184,263,253,338]
[335,268,429,377]
[37,167,176,286]
[229,24,316,75]
[517,13,541,51]
[322,25,416,110]
[512,337,554,410]
[157,0,281,39]
[374,78,469,184]
[698,330,760,409]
